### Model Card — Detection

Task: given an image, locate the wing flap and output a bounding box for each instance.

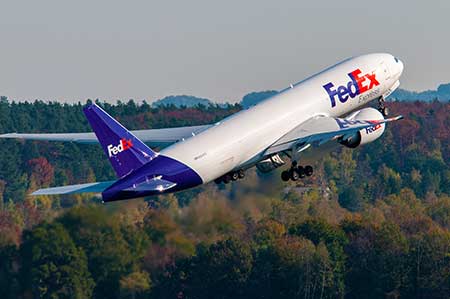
[31,181,116,196]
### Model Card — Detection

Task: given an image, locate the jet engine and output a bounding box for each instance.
[339,107,386,148]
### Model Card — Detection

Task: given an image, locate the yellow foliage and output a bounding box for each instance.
[120,271,151,295]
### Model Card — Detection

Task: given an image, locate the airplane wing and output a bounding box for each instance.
[31,181,116,195]
[0,124,212,147]
[265,114,403,155]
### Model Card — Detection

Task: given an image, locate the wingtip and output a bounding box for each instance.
[385,115,404,122]
[0,133,18,138]
[390,115,404,121]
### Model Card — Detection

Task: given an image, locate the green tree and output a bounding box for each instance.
[253,218,286,249]
[289,219,348,297]
[248,236,335,299]
[408,229,450,298]
[0,244,20,299]
[344,222,410,299]
[427,195,450,229]
[119,270,152,299]
[58,205,140,299]
[160,238,253,299]
[338,185,364,211]
[20,222,94,299]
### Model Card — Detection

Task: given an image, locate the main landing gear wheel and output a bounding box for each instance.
[281,163,314,181]
[281,170,290,181]
[290,168,299,181]
[305,165,313,176]
[215,169,246,184]
[297,166,305,179]
[231,172,239,181]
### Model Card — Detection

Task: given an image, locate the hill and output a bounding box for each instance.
[152,95,213,107]
[388,83,450,102]
[240,90,278,108]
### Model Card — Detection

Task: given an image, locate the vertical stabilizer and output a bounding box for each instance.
[83,104,157,178]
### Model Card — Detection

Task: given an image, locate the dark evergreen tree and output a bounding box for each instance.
[20,222,94,299]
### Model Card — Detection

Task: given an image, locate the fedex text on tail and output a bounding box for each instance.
[107,138,133,157]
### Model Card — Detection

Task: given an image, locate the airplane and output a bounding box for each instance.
[0,53,404,202]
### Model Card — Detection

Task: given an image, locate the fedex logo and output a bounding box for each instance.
[323,69,380,107]
[335,118,383,133]
[107,139,133,157]
[365,124,382,134]
[335,118,377,129]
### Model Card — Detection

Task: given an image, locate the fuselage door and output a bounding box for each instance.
[380,61,391,81]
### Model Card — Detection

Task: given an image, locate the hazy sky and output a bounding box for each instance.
[0,0,448,103]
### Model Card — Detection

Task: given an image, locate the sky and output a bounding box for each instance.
[0,0,448,103]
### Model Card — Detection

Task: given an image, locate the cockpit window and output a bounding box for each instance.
[394,57,399,63]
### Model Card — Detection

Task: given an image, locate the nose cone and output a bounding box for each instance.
[397,59,404,75]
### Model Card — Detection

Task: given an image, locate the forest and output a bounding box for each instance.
[0,97,449,298]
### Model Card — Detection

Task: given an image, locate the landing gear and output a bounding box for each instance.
[305,165,313,176]
[297,166,306,179]
[223,174,231,184]
[281,162,313,182]
[215,169,246,184]
[290,168,299,181]
[281,170,290,181]
[231,172,239,181]
[378,96,389,117]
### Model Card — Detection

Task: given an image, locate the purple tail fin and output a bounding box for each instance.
[83,104,157,178]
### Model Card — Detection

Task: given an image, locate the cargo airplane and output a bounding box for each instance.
[0,53,404,202]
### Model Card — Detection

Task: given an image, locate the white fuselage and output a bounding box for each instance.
[161,53,404,183]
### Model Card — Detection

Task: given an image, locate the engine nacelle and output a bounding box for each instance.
[256,154,285,173]
[339,107,386,148]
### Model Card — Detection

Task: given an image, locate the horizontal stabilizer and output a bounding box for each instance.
[31,181,115,196]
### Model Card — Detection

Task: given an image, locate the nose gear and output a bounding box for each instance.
[377,96,389,116]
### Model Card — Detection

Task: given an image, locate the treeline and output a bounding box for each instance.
[1,191,449,298]
[0,98,449,298]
